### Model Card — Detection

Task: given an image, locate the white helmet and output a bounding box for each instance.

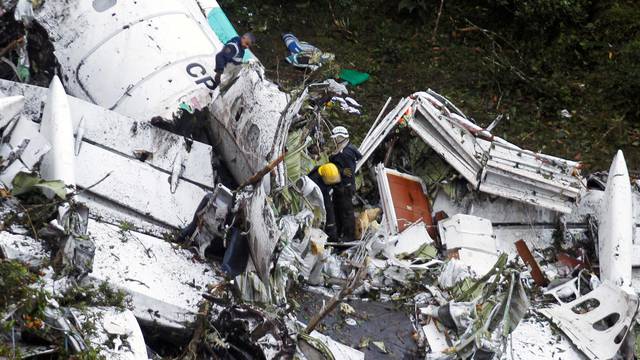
[330,126,349,139]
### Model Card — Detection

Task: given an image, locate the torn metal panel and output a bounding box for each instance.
[272,87,309,188]
[3,115,51,170]
[69,307,148,360]
[411,100,483,187]
[357,97,413,172]
[0,231,48,267]
[375,163,433,234]
[0,94,24,129]
[438,214,496,253]
[34,0,222,120]
[438,214,501,277]
[390,222,433,258]
[504,318,585,360]
[0,79,216,189]
[421,321,449,353]
[538,282,639,360]
[598,150,633,290]
[244,178,281,283]
[75,141,207,228]
[305,330,365,360]
[88,219,222,337]
[0,158,29,189]
[209,63,289,184]
[193,183,234,257]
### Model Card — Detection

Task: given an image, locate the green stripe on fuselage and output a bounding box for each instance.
[207,7,253,61]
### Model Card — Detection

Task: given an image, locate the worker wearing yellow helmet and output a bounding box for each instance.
[306,163,341,241]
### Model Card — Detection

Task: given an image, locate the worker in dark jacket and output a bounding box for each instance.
[214,32,256,87]
[328,126,362,242]
[307,163,341,241]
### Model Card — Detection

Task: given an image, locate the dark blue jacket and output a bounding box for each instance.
[215,36,244,74]
[329,143,362,188]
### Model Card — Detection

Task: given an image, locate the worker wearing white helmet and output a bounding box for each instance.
[329,126,362,242]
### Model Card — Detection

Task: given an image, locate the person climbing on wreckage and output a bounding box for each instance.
[213,32,256,89]
[328,126,362,242]
[306,163,342,241]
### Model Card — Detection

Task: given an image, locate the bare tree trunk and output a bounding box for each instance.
[431,0,445,44]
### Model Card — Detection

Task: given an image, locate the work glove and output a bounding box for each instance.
[214,72,221,85]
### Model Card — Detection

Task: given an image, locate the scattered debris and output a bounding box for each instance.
[283,32,335,71]
[0,1,638,359]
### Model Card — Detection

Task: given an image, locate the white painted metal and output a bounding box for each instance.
[35,0,222,121]
[505,318,585,360]
[244,178,281,282]
[0,95,24,129]
[4,116,51,170]
[438,214,497,253]
[357,97,412,172]
[70,307,148,360]
[88,219,221,336]
[75,141,206,228]
[539,281,639,360]
[598,150,633,290]
[412,101,482,186]
[0,159,28,189]
[39,76,76,192]
[391,222,433,257]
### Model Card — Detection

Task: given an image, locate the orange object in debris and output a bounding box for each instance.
[386,171,433,232]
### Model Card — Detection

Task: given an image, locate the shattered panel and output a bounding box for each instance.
[539,282,639,360]
[209,63,288,184]
[88,220,222,334]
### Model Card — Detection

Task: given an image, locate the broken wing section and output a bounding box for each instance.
[0,79,216,232]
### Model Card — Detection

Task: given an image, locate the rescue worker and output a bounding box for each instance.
[307,163,341,241]
[328,126,362,242]
[214,32,256,88]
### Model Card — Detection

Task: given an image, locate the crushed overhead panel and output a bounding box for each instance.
[360,90,584,213]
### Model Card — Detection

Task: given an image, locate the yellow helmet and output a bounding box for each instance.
[318,163,341,185]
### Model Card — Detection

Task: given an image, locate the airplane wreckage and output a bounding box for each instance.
[0,0,639,359]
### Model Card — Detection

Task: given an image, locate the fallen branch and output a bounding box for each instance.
[431,0,445,44]
[237,152,287,190]
[0,36,24,58]
[303,230,373,334]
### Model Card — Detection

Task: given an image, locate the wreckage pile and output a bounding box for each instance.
[0,0,639,359]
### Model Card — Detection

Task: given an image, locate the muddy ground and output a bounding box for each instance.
[293,289,421,359]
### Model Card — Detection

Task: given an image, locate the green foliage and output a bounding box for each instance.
[57,282,129,310]
[487,0,592,35]
[11,172,67,199]
[0,260,47,317]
